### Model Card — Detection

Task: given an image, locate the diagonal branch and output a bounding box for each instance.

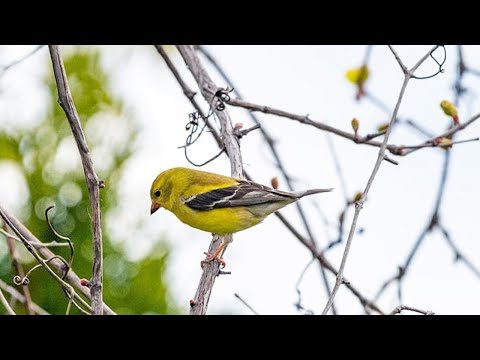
[176,45,244,315]
[321,45,438,315]
[0,205,115,315]
[48,45,104,315]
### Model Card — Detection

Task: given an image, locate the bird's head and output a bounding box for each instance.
[150,168,184,215]
[150,171,168,215]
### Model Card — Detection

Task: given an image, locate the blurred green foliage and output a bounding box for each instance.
[0,48,178,314]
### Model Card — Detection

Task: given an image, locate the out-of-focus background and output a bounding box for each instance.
[0,45,479,315]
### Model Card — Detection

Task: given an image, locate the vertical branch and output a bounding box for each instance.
[176,45,244,315]
[3,224,34,314]
[48,45,104,315]
[321,46,438,315]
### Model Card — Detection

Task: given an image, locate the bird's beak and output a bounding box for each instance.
[150,201,161,215]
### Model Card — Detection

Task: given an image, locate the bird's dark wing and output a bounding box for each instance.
[184,180,295,211]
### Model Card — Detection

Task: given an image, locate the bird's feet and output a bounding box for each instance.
[200,252,226,269]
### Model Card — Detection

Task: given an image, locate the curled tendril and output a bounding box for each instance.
[181,109,225,167]
[45,205,74,277]
[13,264,43,285]
[413,45,447,80]
[213,87,233,111]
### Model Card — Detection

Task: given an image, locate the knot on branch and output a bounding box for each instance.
[213,87,233,111]
[233,123,261,139]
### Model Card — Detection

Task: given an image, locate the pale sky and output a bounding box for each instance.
[1,45,479,314]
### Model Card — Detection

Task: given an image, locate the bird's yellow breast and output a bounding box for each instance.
[171,201,263,235]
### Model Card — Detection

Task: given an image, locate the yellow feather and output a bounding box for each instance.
[150,167,331,235]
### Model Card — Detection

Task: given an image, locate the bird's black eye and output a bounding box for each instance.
[154,190,161,197]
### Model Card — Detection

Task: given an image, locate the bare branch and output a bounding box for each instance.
[390,305,434,315]
[388,45,408,74]
[234,293,259,315]
[321,46,436,315]
[0,45,44,79]
[48,45,104,315]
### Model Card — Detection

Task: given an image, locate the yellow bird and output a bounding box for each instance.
[150,167,332,267]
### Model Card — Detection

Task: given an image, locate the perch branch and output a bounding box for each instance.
[48,45,104,315]
[176,45,244,315]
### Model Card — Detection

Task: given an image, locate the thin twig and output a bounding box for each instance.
[321,46,438,315]
[0,279,49,315]
[390,305,434,315]
[1,228,72,248]
[234,293,259,315]
[0,288,16,315]
[48,45,104,315]
[437,224,480,279]
[176,45,244,315]
[0,45,44,79]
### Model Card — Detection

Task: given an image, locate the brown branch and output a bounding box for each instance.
[227,97,479,157]
[48,45,104,315]
[176,45,244,315]
[321,46,438,315]
[3,224,34,314]
[0,279,49,315]
[390,305,434,315]
[0,205,115,315]
[197,45,337,314]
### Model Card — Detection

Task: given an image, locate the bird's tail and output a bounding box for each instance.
[294,188,333,198]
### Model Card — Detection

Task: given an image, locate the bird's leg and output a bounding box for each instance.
[201,241,227,269]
